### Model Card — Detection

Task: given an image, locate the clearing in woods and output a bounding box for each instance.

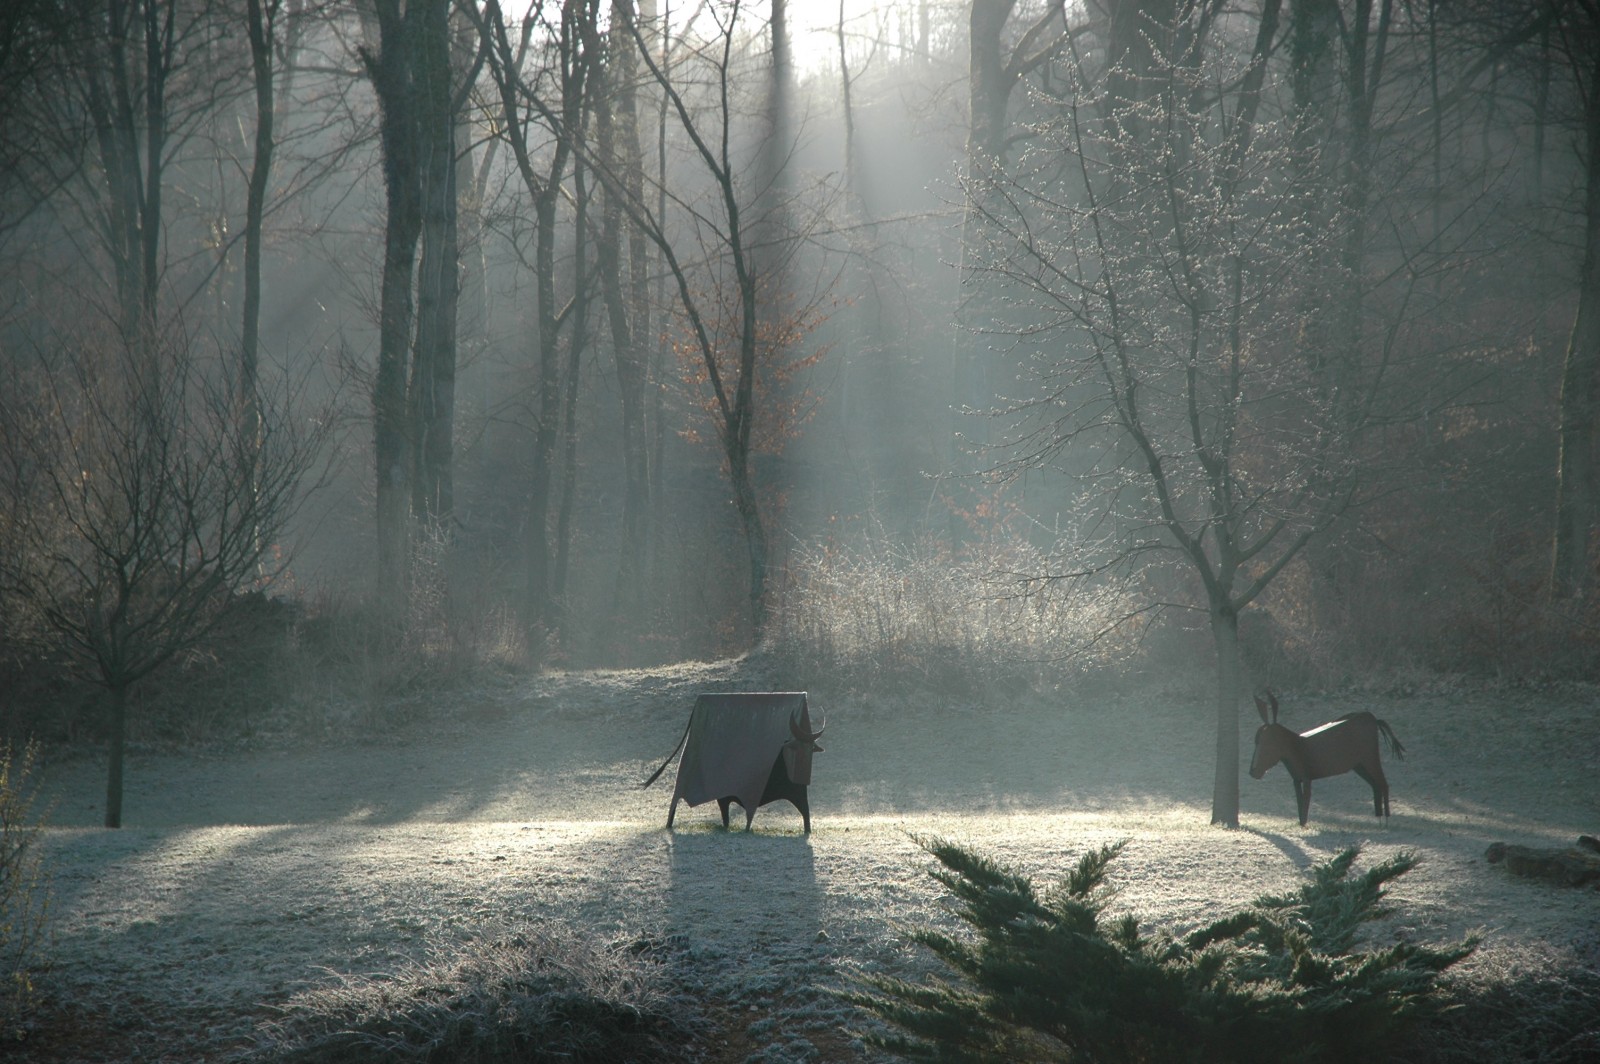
[23,662,1600,1061]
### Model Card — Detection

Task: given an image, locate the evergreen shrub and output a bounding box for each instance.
[847,838,1475,1064]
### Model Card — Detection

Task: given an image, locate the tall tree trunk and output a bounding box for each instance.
[1330,0,1391,428]
[527,184,561,632]
[1552,66,1600,599]
[364,0,425,616]
[81,0,172,340]
[837,0,860,200]
[409,0,457,524]
[553,160,590,616]
[601,0,650,616]
[647,0,670,586]
[138,0,171,324]
[242,0,276,429]
[476,0,588,635]
[728,436,769,636]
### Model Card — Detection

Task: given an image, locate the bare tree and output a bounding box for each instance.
[476,0,597,635]
[971,4,1394,827]
[0,324,324,827]
[606,0,793,636]
[7,0,243,339]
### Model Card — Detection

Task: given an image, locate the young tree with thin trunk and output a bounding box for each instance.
[0,325,324,828]
[972,2,1403,827]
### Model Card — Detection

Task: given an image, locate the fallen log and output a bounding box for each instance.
[1484,837,1600,888]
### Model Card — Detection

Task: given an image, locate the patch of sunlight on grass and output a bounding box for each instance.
[1398,798,1588,844]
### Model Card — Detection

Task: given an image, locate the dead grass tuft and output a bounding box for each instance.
[1399,951,1600,1064]
[246,927,704,1064]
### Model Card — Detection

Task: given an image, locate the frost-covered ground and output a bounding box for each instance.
[21,661,1600,1062]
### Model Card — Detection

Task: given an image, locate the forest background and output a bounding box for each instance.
[1,0,1598,830]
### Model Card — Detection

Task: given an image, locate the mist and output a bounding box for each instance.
[0,0,1593,823]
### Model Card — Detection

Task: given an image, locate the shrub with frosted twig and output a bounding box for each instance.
[774,534,1140,690]
[1,741,49,1043]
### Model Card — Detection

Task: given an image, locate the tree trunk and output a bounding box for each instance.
[1209,605,1242,827]
[600,0,650,615]
[366,0,425,617]
[138,0,171,325]
[950,0,1017,505]
[1553,71,1600,599]
[526,186,561,632]
[241,0,275,427]
[409,0,457,524]
[647,0,670,582]
[728,443,769,636]
[105,681,128,828]
[1329,0,1390,428]
[553,161,590,617]
[1104,0,1179,121]
[477,0,585,635]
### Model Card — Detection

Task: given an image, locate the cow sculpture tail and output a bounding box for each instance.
[641,715,694,789]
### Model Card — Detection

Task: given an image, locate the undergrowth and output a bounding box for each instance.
[847,839,1476,1064]
[1399,956,1600,1063]
[772,535,1140,694]
[0,741,49,1043]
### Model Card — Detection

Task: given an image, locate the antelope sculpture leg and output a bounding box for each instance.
[1352,764,1389,818]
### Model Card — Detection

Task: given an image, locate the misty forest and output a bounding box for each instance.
[1,0,1598,1061]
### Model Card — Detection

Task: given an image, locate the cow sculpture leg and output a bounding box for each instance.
[715,797,759,831]
[716,795,810,833]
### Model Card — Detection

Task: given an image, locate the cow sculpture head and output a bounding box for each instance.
[781,709,826,786]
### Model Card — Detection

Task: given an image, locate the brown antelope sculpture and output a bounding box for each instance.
[1249,692,1405,826]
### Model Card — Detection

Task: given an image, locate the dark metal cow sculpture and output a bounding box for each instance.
[643,692,826,832]
[1249,691,1406,826]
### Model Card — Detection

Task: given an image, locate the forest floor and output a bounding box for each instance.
[16,657,1600,1062]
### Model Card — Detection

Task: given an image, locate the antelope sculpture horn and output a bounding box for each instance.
[790,709,825,745]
